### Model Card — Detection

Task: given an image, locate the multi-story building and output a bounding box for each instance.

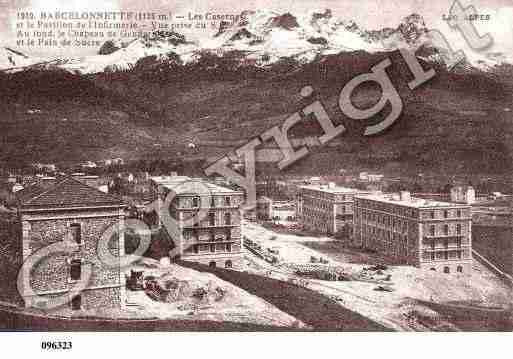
[151,176,244,269]
[297,183,371,235]
[0,176,127,311]
[353,191,472,274]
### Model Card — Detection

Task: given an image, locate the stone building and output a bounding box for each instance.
[151,176,244,269]
[353,191,472,273]
[0,176,126,312]
[296,183,371,235]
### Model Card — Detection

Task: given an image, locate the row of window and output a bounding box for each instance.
[426,209,463,219]
[301,190,350,201]
[195,243,232,254]
[185,212,234,227]
[300,197,333,211]
[355,200,417,218]
[424,237,464,249]
[183,228,232,241]
[356,201,467,220]
[361,225,408,241]
[427,250,464,261]
[430,266,464,273]
[302,207,330,221]
[428,223,463,236]
[356,212,409,233]
[207,212,231,226]
[362,237,408,257]
[190,196,233,208]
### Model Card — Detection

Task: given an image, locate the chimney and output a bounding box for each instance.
[400,191,411,201]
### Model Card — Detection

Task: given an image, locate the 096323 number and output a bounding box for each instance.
[41,341,72,350]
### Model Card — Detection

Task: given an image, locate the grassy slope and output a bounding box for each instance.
[0,51,511,176]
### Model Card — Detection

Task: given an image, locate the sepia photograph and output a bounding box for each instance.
[0,0,511,355]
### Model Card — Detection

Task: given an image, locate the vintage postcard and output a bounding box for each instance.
[0,0,511,355]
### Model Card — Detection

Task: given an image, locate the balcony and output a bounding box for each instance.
[423,234,464,239]
[194,241,236,246]
[183,223,238,229]
[422,246,467,252]
[191,236,237,244]
[173,204,240,211]
[186,243,239,255]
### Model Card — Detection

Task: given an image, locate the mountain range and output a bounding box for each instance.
[1,9,511,74]
[0,9,512,177]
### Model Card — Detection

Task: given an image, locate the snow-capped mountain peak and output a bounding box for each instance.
[1,9,510,75]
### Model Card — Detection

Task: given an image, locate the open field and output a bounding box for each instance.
[242,221,513,331]
[177,260,390,331]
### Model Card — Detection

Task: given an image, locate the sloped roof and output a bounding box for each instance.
[16,176,124,209]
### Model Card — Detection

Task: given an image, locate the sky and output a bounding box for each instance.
[0,0,512,58]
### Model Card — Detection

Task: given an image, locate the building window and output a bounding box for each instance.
[210,244,215,253]
[225,213,231,225]
[456,224,461,235]
[443,224,449,235]
[429,225,435,236]
[210,197,216,208]
[457,265,463,273]
[226,243,232,252]
[443,266,450,274]
[70,223,81,244]
[225,260,232,268]
[443,210,448,218]
[192,196,200,208]
[70,259,81,281]
[457,209,462,217]
[71,295,82,311]
[430,211,435,219]
[225,197,231,206]
[209,212,215,226]
[209,261,216,268]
